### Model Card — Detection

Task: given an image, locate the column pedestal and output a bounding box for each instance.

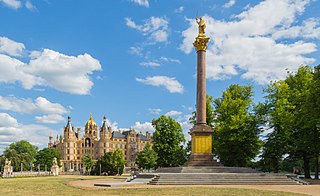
[187,124,221,166]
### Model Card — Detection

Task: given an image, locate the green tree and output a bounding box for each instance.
[82,154,94,175]
[213,84,262,167]
[306,65,320,179]
[2,140,38,171]
[261,66,317,178]
[286,66,314,178]
[112,148,126,175]
[260,81,294,172]
[34,148,61,171]
[136,142,157,171]
[93,149,126,176]
[152,115,187,167]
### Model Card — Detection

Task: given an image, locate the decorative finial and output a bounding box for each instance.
[68,116,71,122]
[196,16,206,37]
[90,113,93,120]
[103,115,106,121]
[193,15,210,51]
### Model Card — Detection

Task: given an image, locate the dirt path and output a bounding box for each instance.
[68,178,320,196]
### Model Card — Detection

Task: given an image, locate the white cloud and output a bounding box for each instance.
[125,16,169,43]
[174,6,184,13]
[165,110,182,117]
[148,108,161,115]
[140,61,160,67]
[0,37,102,95]
[0,113,18,127]
[0,0,21,9]
[35,114,65,124]
[0,54,40,89]
[136,76,184,94]
[104,118,119,132]
[130,0,149,7]
[159,56,181,64]
[0,37,25,57]
[0,96,67,114]
[25,0,36,11]
[0,113,55,153]
[139,56,180,67]
[128,46,144,57]
[180,0,318,84]
[224,0,236,8]
[272,18,320,40]
[26,49,102,95]
[0,0,37,10]
[131,121,155,134]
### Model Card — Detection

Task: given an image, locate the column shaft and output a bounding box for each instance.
[196,50,206,124]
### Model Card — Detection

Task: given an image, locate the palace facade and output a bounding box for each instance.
[48,114,152,172]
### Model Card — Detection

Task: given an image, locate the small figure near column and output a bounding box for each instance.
[51,157,60,176]
[3,158,13,177]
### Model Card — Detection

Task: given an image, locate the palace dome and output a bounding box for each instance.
[85,113,97,128]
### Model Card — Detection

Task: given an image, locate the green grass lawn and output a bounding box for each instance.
[0,176,306,196]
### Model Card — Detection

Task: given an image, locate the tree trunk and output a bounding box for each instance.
[315,154,319,179]
[303,154,311,179]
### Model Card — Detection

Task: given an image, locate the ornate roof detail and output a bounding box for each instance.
[64,116,73,132]
[85,113,97,129]
[100,115,107,132]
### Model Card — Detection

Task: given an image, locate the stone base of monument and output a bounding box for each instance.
[148,172,304,185]
[186,154,221,166]
[147,166,306,185]
[156,166,258,173]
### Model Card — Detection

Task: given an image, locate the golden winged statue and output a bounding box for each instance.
[196,16,206,36]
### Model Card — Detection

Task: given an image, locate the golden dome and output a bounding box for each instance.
[85,113,97,127]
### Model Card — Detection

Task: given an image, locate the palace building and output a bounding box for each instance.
[48,114,152,172]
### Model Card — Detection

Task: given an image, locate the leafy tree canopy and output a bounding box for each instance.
[82,154,94,175]
[213,84,262,167]
[93,149,126,176]
[35,148,61,171]
[136,142,157,170]
[152,115,187,167]
[2,140,38,171]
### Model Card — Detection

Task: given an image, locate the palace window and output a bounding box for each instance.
[120,144,122,149]
[116,144,118,148]
[104,143,106,147]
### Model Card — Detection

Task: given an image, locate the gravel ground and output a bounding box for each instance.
[67,178,320,196]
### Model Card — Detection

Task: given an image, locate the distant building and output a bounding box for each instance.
[48,114,152,172]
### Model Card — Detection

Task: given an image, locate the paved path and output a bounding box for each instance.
[67,178,320,196]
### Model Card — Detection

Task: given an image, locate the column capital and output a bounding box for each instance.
[193,36,210,52]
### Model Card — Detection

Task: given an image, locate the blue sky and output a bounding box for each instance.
[0,0,319,152]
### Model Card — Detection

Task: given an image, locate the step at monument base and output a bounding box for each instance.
[148,173,300,185]
[156,166,259,173]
